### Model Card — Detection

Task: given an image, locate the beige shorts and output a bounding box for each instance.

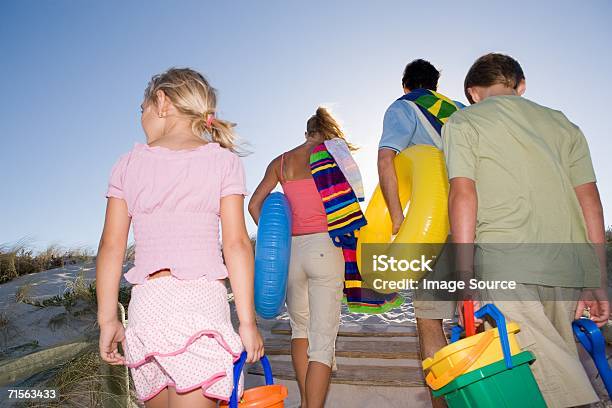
[482,283,599,408]
[413,299,456,320]
[286,232,345,367]
[414,238,456,320]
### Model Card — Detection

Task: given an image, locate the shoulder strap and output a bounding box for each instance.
[402,100,443,149]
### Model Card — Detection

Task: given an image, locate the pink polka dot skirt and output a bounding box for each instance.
[123,276,244,402]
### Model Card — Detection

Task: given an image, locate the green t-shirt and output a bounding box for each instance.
[442,95,599,287]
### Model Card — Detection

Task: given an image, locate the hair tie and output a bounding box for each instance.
[206,112,215,128]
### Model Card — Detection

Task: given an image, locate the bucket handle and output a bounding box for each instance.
[229,352,274,408]
[450,325,463,343]
[463,300,476,337]
[425,330,495,390]
[573,318,612,397]
[449,300,477,343]
[474,304,513,369]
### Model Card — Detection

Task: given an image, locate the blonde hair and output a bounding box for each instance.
[306,107,357,151]
[143,67,239,152]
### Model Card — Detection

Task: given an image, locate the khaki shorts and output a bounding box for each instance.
[482,283,599,408]
[413,299,456,320]
[286,232,345,368]
[414,238,456,320]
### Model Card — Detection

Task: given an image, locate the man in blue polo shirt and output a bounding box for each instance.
[377,59,464,408]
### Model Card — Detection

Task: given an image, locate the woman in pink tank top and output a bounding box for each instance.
[249,107,358,408]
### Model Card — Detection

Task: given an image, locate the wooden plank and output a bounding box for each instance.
[248,360,425,387]
[263,337,419,360]
[0,341,94,387]
[269,322,418,338]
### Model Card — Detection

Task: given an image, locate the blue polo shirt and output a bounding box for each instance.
[379,97,466,152]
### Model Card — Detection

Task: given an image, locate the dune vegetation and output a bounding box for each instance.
[0,240,94,284]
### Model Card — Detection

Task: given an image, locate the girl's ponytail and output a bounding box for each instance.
[144,67,242,153]
[191,111,238,152]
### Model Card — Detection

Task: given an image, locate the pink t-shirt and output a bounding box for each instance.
[106,142,248,284]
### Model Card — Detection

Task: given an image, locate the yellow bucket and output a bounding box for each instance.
[422,322,521,390]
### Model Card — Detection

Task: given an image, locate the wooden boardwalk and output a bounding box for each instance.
[263,337,420,360]
[250,321,426,388]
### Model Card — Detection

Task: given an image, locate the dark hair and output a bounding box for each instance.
[464,53,525,104]
[401,59,440,91]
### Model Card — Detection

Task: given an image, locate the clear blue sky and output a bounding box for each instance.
[1,0,610,251]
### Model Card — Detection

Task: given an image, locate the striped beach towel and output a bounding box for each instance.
[310,143,403,314]
[323,138,365,202]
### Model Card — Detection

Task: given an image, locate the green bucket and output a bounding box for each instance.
[432,351,546,408]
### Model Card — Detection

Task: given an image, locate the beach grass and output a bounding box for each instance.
[17,347,137,408]
[125,242,136,263]
[0,239,94,284]
[0,312,8,329]
[15,283,33,304]
[13,269,132,316]
[64,269,96,303]
[0,312,25,353]
[0,312,10,349]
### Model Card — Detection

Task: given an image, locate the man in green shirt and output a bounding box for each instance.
[443,53,608,407]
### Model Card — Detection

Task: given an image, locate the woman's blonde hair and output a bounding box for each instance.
[143,67,239,152]
[306,107,357,151]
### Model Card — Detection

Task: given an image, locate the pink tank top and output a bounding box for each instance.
[280,153,328,236]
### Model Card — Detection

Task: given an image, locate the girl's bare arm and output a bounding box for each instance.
[221,194,263,362]
[96,197,131,325]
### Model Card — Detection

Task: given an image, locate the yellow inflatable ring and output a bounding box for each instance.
[356,145,449,281]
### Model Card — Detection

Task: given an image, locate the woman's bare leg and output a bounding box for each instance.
[291,338,309,407]
[305,362,331,408]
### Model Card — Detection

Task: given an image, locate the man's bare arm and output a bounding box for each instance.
[449,177,479,325]
[378,149,404,234]
[574,182,609,326]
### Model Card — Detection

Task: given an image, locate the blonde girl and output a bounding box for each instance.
[96,68,263,408]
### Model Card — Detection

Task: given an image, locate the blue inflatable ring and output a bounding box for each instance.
[254,192,292,319]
